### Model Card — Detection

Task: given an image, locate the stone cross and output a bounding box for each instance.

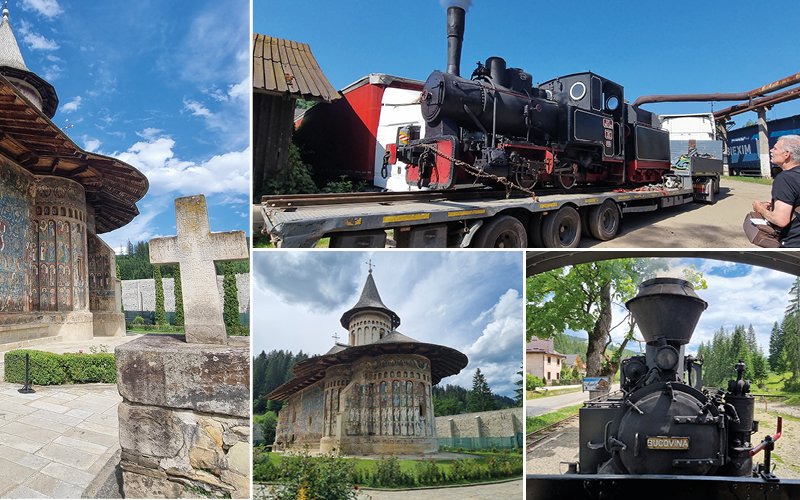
[149,194,248,344]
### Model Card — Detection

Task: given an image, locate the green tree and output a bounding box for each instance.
[173,266,185,327]
[527,259,706,382]
[221,262,241,328]
[154,266,166,325]
[260,411,278,445]
[769,321,784,371]
[467,368,497,413]
[513,366,524,407]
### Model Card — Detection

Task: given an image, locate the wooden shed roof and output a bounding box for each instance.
[0,74,148,234]
[252,34,339,102]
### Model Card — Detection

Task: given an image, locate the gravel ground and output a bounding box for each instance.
[526,402,800,478]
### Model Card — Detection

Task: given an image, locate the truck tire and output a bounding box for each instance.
[541,206,581,248]
[713,177,720,194]
[472,215,526,248]
[588,199,621,241]
[705,178,715,204]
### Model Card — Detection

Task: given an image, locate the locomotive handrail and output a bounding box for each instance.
[750,416,782,456]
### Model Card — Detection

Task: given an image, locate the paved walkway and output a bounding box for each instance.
[0,335,140,498]
[257,479,523,500]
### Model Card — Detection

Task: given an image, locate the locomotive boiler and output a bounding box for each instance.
[392,6,672,191]
[574,277,781,479]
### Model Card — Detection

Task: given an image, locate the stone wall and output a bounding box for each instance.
[435,408,523,438]
[116,334,250,498]
[121,274,250,313]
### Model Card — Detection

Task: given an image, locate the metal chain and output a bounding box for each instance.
[417,144,535,198]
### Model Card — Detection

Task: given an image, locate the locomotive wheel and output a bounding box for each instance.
[588,199,621,241]
[472,215,526,248]
[541,206,581,248]
[555,163,577,189]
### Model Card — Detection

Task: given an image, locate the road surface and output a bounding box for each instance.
[525,385,620,418]
[582,177,771,248]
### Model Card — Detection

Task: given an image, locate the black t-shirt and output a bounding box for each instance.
[771,166,800,247]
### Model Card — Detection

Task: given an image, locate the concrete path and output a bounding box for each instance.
[0,334,140,498]
[525,384,619,418]
[257,479,523,500]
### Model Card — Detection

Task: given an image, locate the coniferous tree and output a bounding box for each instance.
[467,368,497,413]
[174,266,185,327]
[769,321,784,371]
[154,266,166,325]
[514,366,524,407]
[222,262,241,328]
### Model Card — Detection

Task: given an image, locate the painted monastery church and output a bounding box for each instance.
[0,7,147,347]
[268,270,469,455]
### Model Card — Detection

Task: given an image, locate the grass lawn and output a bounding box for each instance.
[258,448,522,488]
[125,326,184,334]
[526,404,582,434]
[723,174,773,186]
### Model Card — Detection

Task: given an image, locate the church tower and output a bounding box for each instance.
[340,267,401,346]
[0,6,58,117]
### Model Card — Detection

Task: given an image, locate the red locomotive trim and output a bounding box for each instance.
[628,160,671,170]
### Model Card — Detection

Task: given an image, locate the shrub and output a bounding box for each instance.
[265,448,359,500]
[526,374,544,391]
[61,353,116,383]
[133,316,145,325]
[372,455,410,487]
[4,350,116,385]
[4,350,66,385]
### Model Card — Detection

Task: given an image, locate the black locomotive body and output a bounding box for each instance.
[576,278,762,478]
[394,6,671,191]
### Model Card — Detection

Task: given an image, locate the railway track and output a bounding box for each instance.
[526,413,580,452]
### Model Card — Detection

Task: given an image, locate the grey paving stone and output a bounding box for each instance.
[1,485,48,499]
[35,441,102,471]
[0,432,45,454]
[40,461,96,487]
[0,421,61,444]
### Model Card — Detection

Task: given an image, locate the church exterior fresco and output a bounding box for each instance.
[0,156,34,313]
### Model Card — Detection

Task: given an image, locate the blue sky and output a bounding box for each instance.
[11,0,250,251]
[255,0,800,125]
[252,251,524,397]
[546,258,797,358]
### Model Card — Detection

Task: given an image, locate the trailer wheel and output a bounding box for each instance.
[713,177,720,194]
[588,199,621,241]
[541,206,581,248]
[472,215,526,248]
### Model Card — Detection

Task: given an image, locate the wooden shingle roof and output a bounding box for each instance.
[0,74,147,233]
[252,34,339,102]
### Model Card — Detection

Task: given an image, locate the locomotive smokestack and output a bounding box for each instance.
[626,278,707,346]
[446,6,465,76]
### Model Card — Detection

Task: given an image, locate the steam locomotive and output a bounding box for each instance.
[391,6,671,191]
[528,278,790,498]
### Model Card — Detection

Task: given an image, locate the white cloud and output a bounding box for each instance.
[43,64,61,81]
[17,20,59,50]
[61,96,82,113]
[114,132,249,197]
[81,136,100,152]
[183,98,212,118]
[21,0,63,18]
[228,77,248,100]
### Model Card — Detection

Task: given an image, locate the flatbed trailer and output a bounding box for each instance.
[261,160,721,248]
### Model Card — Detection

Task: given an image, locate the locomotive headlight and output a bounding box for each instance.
[655,345,680,371]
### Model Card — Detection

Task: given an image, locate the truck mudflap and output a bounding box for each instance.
[527,474,800,500]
